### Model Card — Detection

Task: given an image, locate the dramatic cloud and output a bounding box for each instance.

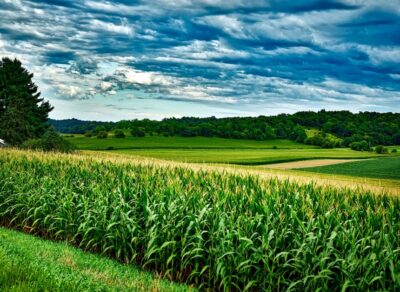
[0,0,399,120]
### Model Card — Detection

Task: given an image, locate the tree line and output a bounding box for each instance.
[51,110,400,148]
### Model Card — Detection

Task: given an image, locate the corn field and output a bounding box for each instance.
[0,149,399,291]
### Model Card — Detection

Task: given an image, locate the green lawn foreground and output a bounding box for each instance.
[298,157,400,180]
[0,227,191,292]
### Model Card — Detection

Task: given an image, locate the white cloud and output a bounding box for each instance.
[164,39,249,60]
[197,13,316,44]
[56,84,83,98]
[89,19,134,36]
[0,0,399,117]
[168,85,237,104]
[84,0,153,16]
[360,46,400,64]
[113,67,175,86]
[100,81,113,91]
[197,15,248,39]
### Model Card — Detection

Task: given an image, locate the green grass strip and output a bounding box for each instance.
[0,227,191,291]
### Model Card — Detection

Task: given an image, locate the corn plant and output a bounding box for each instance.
[0,149,399,291]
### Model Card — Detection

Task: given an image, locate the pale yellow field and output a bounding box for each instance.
[262,159,362,169]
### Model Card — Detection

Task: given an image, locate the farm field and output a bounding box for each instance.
[3,0,400,290]
[299,157,400,180]
[82,150,400,195]
[0,149,399,290]
[65,135,317,150]
[263,159,362,169]
[65,134,388,165]
[0,227,189,291]
[111,148,382,165]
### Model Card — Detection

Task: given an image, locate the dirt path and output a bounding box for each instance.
[263,159,362,170]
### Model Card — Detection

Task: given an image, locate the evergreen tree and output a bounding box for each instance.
[0,58,53,145]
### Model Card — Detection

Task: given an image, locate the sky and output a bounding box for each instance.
[1,0,399,121]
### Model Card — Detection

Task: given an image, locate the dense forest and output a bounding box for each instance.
[51,110,400,148]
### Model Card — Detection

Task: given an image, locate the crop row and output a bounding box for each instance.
[0,150,399,291]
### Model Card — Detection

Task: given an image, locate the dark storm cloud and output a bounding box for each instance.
[0,0,399,114]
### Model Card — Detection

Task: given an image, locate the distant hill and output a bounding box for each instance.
[49,119,111,134]
[49,110,400,147]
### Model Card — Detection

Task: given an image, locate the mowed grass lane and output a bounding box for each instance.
[299,157,400,180]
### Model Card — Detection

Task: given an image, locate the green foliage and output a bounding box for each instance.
[375,145,388,154]
[50,111,400,146]
[180,128,196,137]
[97,131,108,139]
[20,138,44,150]
[264,125,277,139]
[0,228,187,291]
[394,133,400,145]
[1,150,399,291]
[350,140,370,151]
[41,127,76,152]
[21,127,75,153]
[95,125,107,134]
[290,125,307,143]
[304,134,336,148]
[0,58,52,145]
[392,149,398,153]
[84,130,93,137]
[114,130,125,138]
[130,127,145,137]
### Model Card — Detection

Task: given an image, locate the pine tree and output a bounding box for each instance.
[0,58,53,145]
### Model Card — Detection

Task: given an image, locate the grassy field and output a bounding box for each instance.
[0,227,189,291]
[0,149,399,290]
[65,135,317,150]
[113,148,382,165]
[64,134,388,165]
[299,157,400,180]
